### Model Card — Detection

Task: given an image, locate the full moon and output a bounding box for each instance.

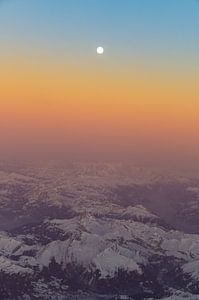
[97,46,104,55]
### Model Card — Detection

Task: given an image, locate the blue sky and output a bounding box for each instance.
[0,0,199,65]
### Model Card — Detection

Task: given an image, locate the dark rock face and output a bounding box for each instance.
[113,182,199,233]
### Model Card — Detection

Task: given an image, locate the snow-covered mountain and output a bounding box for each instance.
[0,162,199,299]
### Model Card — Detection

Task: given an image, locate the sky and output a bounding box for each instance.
[0,0,199,164]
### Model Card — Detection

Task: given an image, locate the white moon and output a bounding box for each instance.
[97,46,104,55]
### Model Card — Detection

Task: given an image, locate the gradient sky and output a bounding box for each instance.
[0,0,199,163]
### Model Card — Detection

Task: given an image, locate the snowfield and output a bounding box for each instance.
[0,162,199,299]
